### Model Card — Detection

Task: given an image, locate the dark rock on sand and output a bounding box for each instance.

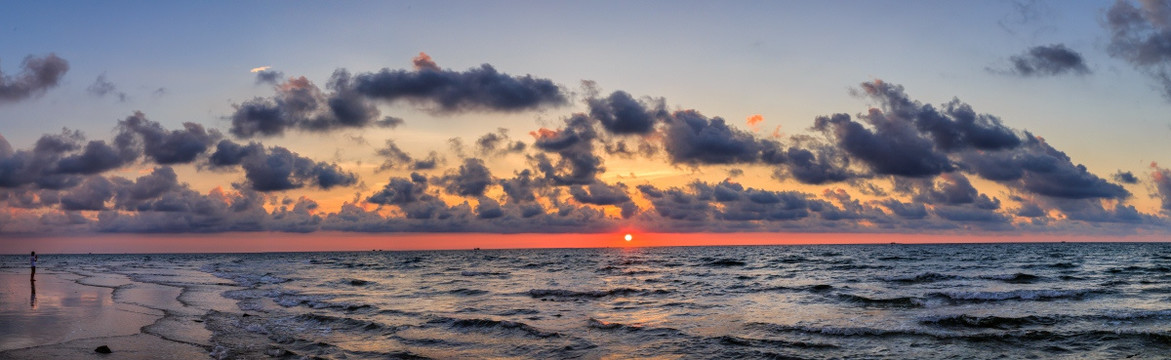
[95,345,112,353]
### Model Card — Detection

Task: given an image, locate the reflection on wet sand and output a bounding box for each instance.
[0,272,157,351]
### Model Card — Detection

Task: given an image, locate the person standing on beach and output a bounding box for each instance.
[29,251,37,281]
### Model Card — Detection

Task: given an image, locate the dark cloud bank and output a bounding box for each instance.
[0,53,1166,236]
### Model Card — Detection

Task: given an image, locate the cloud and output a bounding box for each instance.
[0,53,69,104]
[771,143,854,185]
[367,174,429,206]
[532,114,604,185]
[55,140,134,175]
[1000,44,1091,77]
[116,111,220,165]
[500,169,538,203]
[1151,162,1171,212]
[587,91,665,135]
[857,80,1022,152]
[209,140,357,192]
[878,199,929,219]
[814,111,953,177]
[1114,170,1140,184]
[663,110,768,165]
[475,128,526,156]
[59,176,116,211]
[903,173,999,208]
[475,197,504,219]
[254,69,284,85]
[112,166,182,210]
[959,135,1129,200]
[229,71,399,137]
[0,129,137,189]
[207,140,261,167]
[1106,0,1171,99]
[87,73,127,101]
[570,182,631,205]
[94,186,271,233]
[352,55,568,113]
[440,158,494,197]
[375,140,444,171]
[635,180,891,231]
[412,52,440,72]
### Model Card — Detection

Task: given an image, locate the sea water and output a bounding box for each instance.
[4,242,1171,359]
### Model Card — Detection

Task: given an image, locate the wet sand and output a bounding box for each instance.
[0,270,211,359]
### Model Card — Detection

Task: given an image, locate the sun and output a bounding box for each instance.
[624,233,633,242]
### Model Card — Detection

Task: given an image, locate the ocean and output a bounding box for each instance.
[4,242,1171,359]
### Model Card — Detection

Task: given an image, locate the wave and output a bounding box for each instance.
[981,273,1042,283]
[494,308,540,316]
[882,272,958,284]
[716,335,838,349]
[586,318,682,337]
[744,321,1171,349]
[927,289,1099,302]
[212,271,290,287]
[528,288,672,299]
[704,259,747,267]
[835,294,924,308]
[430,317,560,338]
[773,256,810,264]
[294,313,398,333]
[748,322,913,337]
[1098,309,1171,320]
[460,271,510,277]
[759,284,834,293]
[448,288,489,296]
[1107,265,1171,274]
[333,278,373,286]
[918,314,1060,329]
[224,288,374,312]
[1023,262,1079,269]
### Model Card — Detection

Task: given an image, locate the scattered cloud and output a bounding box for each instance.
[87,73,127,101]
[0,53,69,104]
[1114,170,1140,184]
[353,54,568,113]
[1106,0,1171,99]
[254,69,284,85]
[997,44,1090,77]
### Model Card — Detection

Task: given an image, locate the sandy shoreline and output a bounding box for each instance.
[0,268,224,359]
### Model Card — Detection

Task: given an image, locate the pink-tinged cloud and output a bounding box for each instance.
[746,114,764,132]
[529,128,559,140]
[413,52,440,72]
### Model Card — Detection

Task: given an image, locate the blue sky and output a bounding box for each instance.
[3,1,1171,238]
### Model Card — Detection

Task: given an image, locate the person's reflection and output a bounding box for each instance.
[30,279,37,309]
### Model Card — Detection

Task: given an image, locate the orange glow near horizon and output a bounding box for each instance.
[0,232,1167,255]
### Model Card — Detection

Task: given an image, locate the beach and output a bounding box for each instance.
[0,262,230,359]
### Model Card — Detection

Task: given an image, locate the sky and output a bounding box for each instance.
[4,0,1171,251]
